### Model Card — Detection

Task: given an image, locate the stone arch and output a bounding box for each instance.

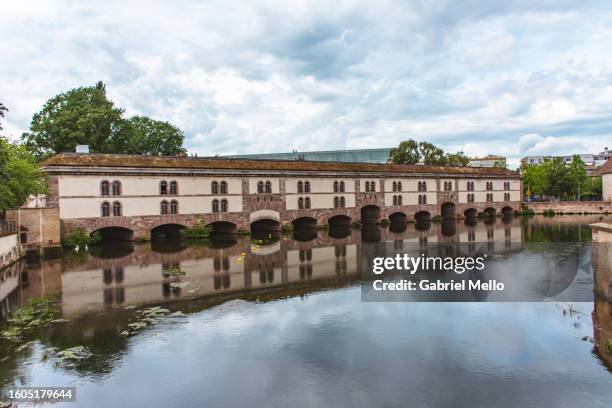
[388,212,408,223]
[250,209,280,223]
[414,211,432,222]
[464,208,478,218]
[92,226,134,242]
[361,205,381,224]
[292,216,317,230]
[483,207,496,217]
[441,202,456,219]
[328,214,351,228]
[151,223,186,240]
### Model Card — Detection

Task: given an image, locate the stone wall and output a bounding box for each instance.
[527,201,612,214]
[5,207,61,251]
[0,233,20,271]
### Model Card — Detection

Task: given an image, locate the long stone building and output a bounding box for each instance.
[26,152,521,241]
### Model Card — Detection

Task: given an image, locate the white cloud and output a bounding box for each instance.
[1,0,612,168]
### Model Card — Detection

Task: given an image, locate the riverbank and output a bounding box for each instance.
[526,200,612,215]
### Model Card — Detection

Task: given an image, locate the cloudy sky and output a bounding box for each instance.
[1,1,612,168]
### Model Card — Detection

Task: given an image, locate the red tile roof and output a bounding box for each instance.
[40,153,519,176]
[595,158,612,176]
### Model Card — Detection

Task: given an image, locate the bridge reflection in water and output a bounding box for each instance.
[2,214,608,316]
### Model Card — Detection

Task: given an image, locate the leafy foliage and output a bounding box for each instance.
[21,81,186,159]
[0,137,46,211]
[62,228,101,248]
[1,293,59,342]
[388,139,469,166]
[181,219,212,241]
[522,155,594,200]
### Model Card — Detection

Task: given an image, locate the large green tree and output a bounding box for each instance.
[388,139,469,166]
[0,137,46,211]
[118,116,186,156]
[22,82,186,159]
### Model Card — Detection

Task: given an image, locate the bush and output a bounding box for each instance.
[380,219,390,228]
[62,229,101,248]
[351,221,363,229]
[181,220,212,241]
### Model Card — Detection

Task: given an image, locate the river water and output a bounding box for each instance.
[1,215,612,407]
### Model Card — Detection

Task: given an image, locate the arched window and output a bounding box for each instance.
[393,195,397,205]
[212,199,219,213]
[160,200,168,214]
[340,196,345,208]
[304,181,310,193]
[257,181,263,194]
[333,181,338,193]
[397,181,402,192]
[298,197,304,209]
[100,180,109,196]
[101,201,110,217]
[305,197,311,209]
[392,181,397,192]
[423,194,427,204]
[170,200,178,214]
[111,180,121,196]
[212,181,219,194]
[339,181,345,192]
[170,181,178,195]
[397,195,402,205]
[220,181,227,194]
[370,181,376,192]
[221,199,228,212]
[365,181,370,192]
[298,181,303,193]
[160,181,168,195]
[112,201,122,216]
[334,196,339,208]
[265,181,272,193]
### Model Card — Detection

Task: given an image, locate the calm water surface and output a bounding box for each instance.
[2,215,612,407]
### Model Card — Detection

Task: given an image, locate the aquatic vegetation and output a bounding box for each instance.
[181,220,212,241]
[162,264,185,278]
[63,228,101,248]
[42,346,94,368]
[1,293,60,342]
[121,306,174,336]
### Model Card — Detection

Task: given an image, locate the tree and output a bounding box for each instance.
[545,157,573,199]
[0,137,46,212]
[388,139,420,164]
[568,155,587,200]
[388,139,469,166]
[22,82,124,159]
[0,102,7,131]
[444,152,470,167]
[118,116,186,156]
[21,81,186,159]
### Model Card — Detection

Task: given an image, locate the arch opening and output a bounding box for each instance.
[251,218,281,241]
[292,217,317,230]
[389,212,408,223]
[92,226,134,242]
[414,211,432,222]
[151,224,186,240]
[464,208,478,218]
[361,205,381,224]
[328,215,351,228]
[328,225,351,239]
[441,202,456,219]
[501,206,515,216]
[207,221,238,235]
[482,207,496,217]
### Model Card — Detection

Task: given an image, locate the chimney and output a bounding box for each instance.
[76,145,90,154]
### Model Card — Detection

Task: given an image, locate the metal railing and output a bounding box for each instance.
[0,221,17,236]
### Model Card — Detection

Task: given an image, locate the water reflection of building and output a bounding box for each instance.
[4,216,606,316]
[591,223,612,369]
